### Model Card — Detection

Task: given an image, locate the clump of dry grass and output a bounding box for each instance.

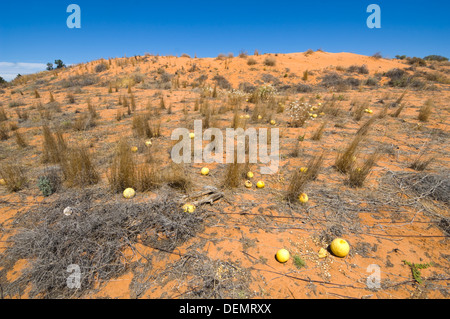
[311,122,327,140]
[231,106,243,129]
[351,100,369,121]
[222,161,244,189]
[347,150,380,187]
[60,147,99,187]
[409,154,434,171]
[289,140,302,158]
[87,99,99,119]
[0,107,8,121]
[66,93,75,104]
[0,123,8,140]
[335,134,364,173]
[0,164,27,192]
[108,139,136,193]
[263,57,276,66]
[356,117,377,136]
[286,152,324,201]
[9,122,19,131]
[251,101,268,122]
[14,131,28,148]
[136,163,159,191]
[391,104,406,118]
[15,109,29,122]
[377,105,389,119]
[41,126,67,164]
[159,163,191,191]
[418,99,433,122]
[222,151,245,189]
[72,112,97,131]
[132,113,151,138]
[318,97,341,117]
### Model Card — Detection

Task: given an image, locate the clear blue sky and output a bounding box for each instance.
[1,0,449,80]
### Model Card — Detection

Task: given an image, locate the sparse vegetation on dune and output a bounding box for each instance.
[0,51,449,299]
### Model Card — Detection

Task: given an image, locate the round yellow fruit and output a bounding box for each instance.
[145,140,152,147]
[244,114,250,119]
[270,120,276,125]
[183,203,196,213]
[189,133,195,139]
[330,238,350,258]
[131,146,138,153]
[300,167,308,173]
[247,171,254,179]
[256,181,265,188]
[201,167,210,176]
[244,180,253,188]
[312,114,317,118]
[123,188,136,199]
[276,249,290,263]
[0,178,6,186]
[299,193,309,204]
[257,115,262,120]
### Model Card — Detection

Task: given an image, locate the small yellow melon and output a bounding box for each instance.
[123,188,136,199]
[189,132,195,139]
[247,171,254,179]
[276,249,290,263]
[131,146,138,153]
[330,238,350,258]
[270,120,276,125]
[300,167,308,173]
[0,178,6,186]
[201,167,210,176]
[145,140,152,147]
[256,181,265,189]
[299,193,309,204]
[183,203,196,213]
[244,180,253,188]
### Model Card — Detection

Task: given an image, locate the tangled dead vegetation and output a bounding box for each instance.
[0,190,205,298]
[156,251,253,299]
[384,170,450,206]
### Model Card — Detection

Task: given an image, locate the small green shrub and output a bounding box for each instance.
[293,255,306,269]
[37,176,54,196]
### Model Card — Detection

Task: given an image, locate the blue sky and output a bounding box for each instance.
[1,0,449,81]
